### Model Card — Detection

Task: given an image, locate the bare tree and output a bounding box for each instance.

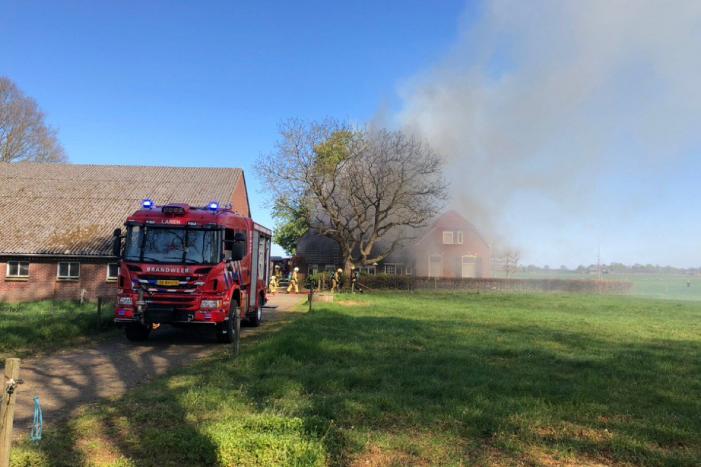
[498,249,521,278]
[0,77,66,163]
[257,119,447,272]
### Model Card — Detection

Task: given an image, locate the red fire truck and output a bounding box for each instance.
[111,200,272,343]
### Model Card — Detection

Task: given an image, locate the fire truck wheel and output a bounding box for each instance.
[125,323,150,342]
[217,303,240,343]
[247,297,263,327]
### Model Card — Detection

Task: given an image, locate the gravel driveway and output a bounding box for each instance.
[11,294,305,435]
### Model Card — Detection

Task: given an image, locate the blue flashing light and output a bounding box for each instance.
[208,201,219,211]
[142,199,154,209]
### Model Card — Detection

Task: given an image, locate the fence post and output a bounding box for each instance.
[96,297,103,331]
[0,358,21,467]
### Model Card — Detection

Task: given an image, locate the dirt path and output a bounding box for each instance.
[11,294,305,436]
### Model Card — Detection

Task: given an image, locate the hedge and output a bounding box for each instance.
[357,274,633,294]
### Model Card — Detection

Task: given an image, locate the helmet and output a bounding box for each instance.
[274,264,280,269]
[294,267,299,272]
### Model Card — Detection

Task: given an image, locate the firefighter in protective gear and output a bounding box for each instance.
[268,266,279,293]
[351,267,361,293]
[287,267,300,293]
[331,268,343,293]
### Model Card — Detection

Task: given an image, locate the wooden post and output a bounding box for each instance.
[308,288,313,312]
[0,358,21,467]
[96,297,103,331]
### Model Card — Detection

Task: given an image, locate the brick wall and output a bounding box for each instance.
[414,229,492,279]
[0,257,118,303]
[231,175,250,217]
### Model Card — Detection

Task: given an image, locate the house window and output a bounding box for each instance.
[428,255,442,278]
[442,231,454,245]
[324,265,336,273]
[107,263,119,281]
[456,231,464,244]
[308,264,319,275]
[405,265,413,276]
[57,262,80,280]
[360,266,376,275]
[7,261,29,278]
[384,264,397,275]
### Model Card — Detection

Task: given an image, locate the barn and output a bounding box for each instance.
[0,163,250,303]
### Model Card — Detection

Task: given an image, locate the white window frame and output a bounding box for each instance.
[442,231,454,245]
[456,231,464,245]
[384,263,397,275]
[6,260,29,278]
[405,265,413,276]
[360,266,376,275]
[308,264,319,275]
[106,263,119,281]
[57,262,80,280]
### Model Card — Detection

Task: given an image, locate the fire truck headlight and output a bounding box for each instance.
[118,296,133,306]
[200,299,222,309]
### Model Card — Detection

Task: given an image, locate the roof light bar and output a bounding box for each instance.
[208,201,219,211]
[142,199,154,209]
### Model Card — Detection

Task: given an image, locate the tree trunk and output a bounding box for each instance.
[344,257,354,276]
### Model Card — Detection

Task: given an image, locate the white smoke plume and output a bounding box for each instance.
[398,0,701,267]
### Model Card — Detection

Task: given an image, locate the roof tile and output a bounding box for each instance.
[0,163,244,256]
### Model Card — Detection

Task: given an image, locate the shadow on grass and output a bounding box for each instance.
[13,305,701,466]
[237,310,701,465]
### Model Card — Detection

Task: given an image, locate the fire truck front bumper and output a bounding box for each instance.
[114,306,227,325]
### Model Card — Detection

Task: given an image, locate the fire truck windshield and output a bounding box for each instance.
[124,225,221,264]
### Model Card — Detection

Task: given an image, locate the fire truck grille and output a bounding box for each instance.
[136,275,200,311]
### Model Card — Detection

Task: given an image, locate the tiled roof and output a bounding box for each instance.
[0,163,244,257]
[296,232,344,266]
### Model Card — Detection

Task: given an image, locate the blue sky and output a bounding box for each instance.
[1,0,468,256]
[2,1,700,267]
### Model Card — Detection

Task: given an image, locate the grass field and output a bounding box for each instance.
[0,300,115,361]
[506,271,701,302]
[11,292,701,466]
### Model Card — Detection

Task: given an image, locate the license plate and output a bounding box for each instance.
[157,280,180,286]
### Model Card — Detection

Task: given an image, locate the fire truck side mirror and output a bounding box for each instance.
[112,228,122,257]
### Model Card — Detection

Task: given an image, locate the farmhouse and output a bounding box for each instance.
[0,163,250,303]
[297,210,491,278]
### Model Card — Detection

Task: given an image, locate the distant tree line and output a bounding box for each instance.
[519,263,700,275]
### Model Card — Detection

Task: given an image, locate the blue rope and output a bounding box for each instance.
[30,396,42,442]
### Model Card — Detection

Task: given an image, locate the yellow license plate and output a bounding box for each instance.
[157,280,180,286]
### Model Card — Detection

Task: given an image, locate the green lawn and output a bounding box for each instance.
[507,271,701,302]
[11,292,701,466]
[0,300,115,361]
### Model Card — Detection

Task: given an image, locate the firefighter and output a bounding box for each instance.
[351,267,364,293]
[350,266,358,293]
[287,267,300,294]
[268,267,279,293]
[331,268,343,293]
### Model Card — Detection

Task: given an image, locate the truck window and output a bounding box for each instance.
[224,229,247,260]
